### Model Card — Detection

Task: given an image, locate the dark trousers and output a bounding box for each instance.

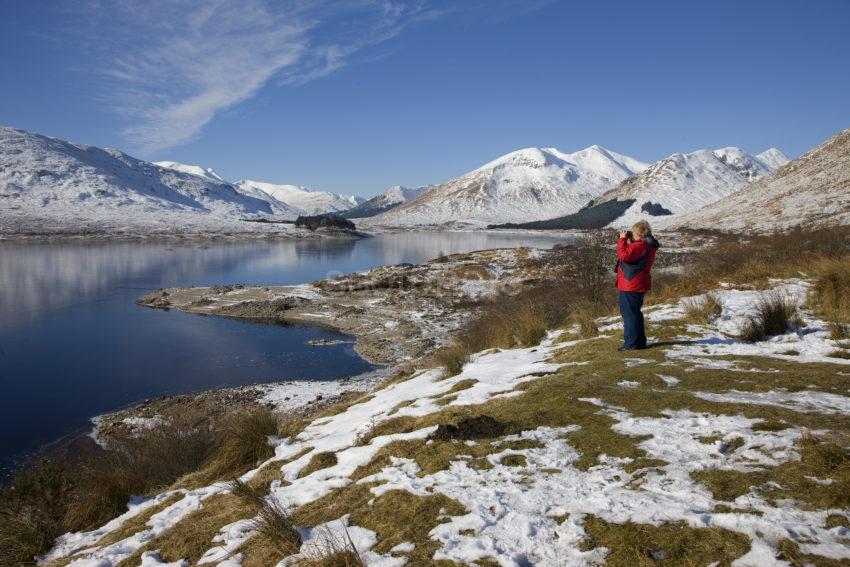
[619,291,646,349]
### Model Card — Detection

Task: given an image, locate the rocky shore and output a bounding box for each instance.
[137,247,560,365]
[84,247,566,444]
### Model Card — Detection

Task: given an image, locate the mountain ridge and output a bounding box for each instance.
[671,127,850,232]
[370,145,649,226]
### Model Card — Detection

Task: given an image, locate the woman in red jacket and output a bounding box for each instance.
[616,220,660,351]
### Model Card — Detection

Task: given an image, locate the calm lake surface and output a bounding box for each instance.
[0,231,573,474]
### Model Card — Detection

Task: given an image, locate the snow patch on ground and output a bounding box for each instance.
[357,405,845,566]
[278,515,404,567]
[694,390,850,415]
[668,280,850,367]
[256,368,388,413]
[45,485,227,566]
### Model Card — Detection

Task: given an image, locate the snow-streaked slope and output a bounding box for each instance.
[235,179,363,217]
[672,127,850,232]
[596,147,783,228]
[343,185,429,218]
[0,127,299,236]
[370,145,648,226]
[153,161,225,183]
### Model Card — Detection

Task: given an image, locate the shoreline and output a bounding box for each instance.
[88,246,563,443]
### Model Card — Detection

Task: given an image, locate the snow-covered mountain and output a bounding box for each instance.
[370,145,648,226]
[235,179,363,217]
[672,128,850,232]
[343,185,429,218]
[755,148,791,170]
[154,162,364,219]
[589,146,788,228]
[0,127,293,235]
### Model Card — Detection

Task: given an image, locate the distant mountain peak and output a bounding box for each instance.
[755,148,790,169]
[235,179,363,217]
[371,145,648,226]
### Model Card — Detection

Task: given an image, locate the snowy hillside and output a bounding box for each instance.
[592,146,787,228]
[153,161,225,183]
[343,185,429,218]
[235,179,363,217]
[672,127,850,232]
[0,127,299,236]
[369,145,648,226]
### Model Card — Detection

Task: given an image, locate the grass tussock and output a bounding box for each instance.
[568,298,600,337]
[231,479,302,557]
[296,525,365,567]
[828,321,849,340]
[738,291,798,343]
[433,343,470,377]
[0,405,287,563]
[206,407,278,479]
[681,292,722,323]
[808,257,850,324]
[257,498,303,557]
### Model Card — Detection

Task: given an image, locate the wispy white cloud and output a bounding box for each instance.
[66,0,550,153]
[71,0,434,152]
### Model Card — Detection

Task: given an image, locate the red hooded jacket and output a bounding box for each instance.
[616,235,660,293]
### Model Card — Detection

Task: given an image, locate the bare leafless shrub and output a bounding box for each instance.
[571,231,616,310]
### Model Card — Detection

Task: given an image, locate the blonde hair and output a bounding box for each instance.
[631,220,652,239]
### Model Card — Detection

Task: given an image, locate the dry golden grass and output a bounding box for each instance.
[433,343,470,377]
[738,291,798,343]
[681,291,723,323]
[14,228,850,566]
[568,298,601,337]
[115,492,259,566]
[808,256,850,326]
[579,515,751,566]
[299,452,338,478]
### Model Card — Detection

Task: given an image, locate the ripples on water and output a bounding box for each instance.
[0,231,573,472]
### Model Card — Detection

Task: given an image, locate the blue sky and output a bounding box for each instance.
[1,0,848,196]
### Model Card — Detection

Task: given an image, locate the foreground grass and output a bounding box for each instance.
[10,228,850,566]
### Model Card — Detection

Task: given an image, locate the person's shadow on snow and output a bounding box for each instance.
[644,339,698,349]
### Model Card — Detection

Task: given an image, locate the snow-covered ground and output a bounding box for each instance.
[41,279,850,566]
